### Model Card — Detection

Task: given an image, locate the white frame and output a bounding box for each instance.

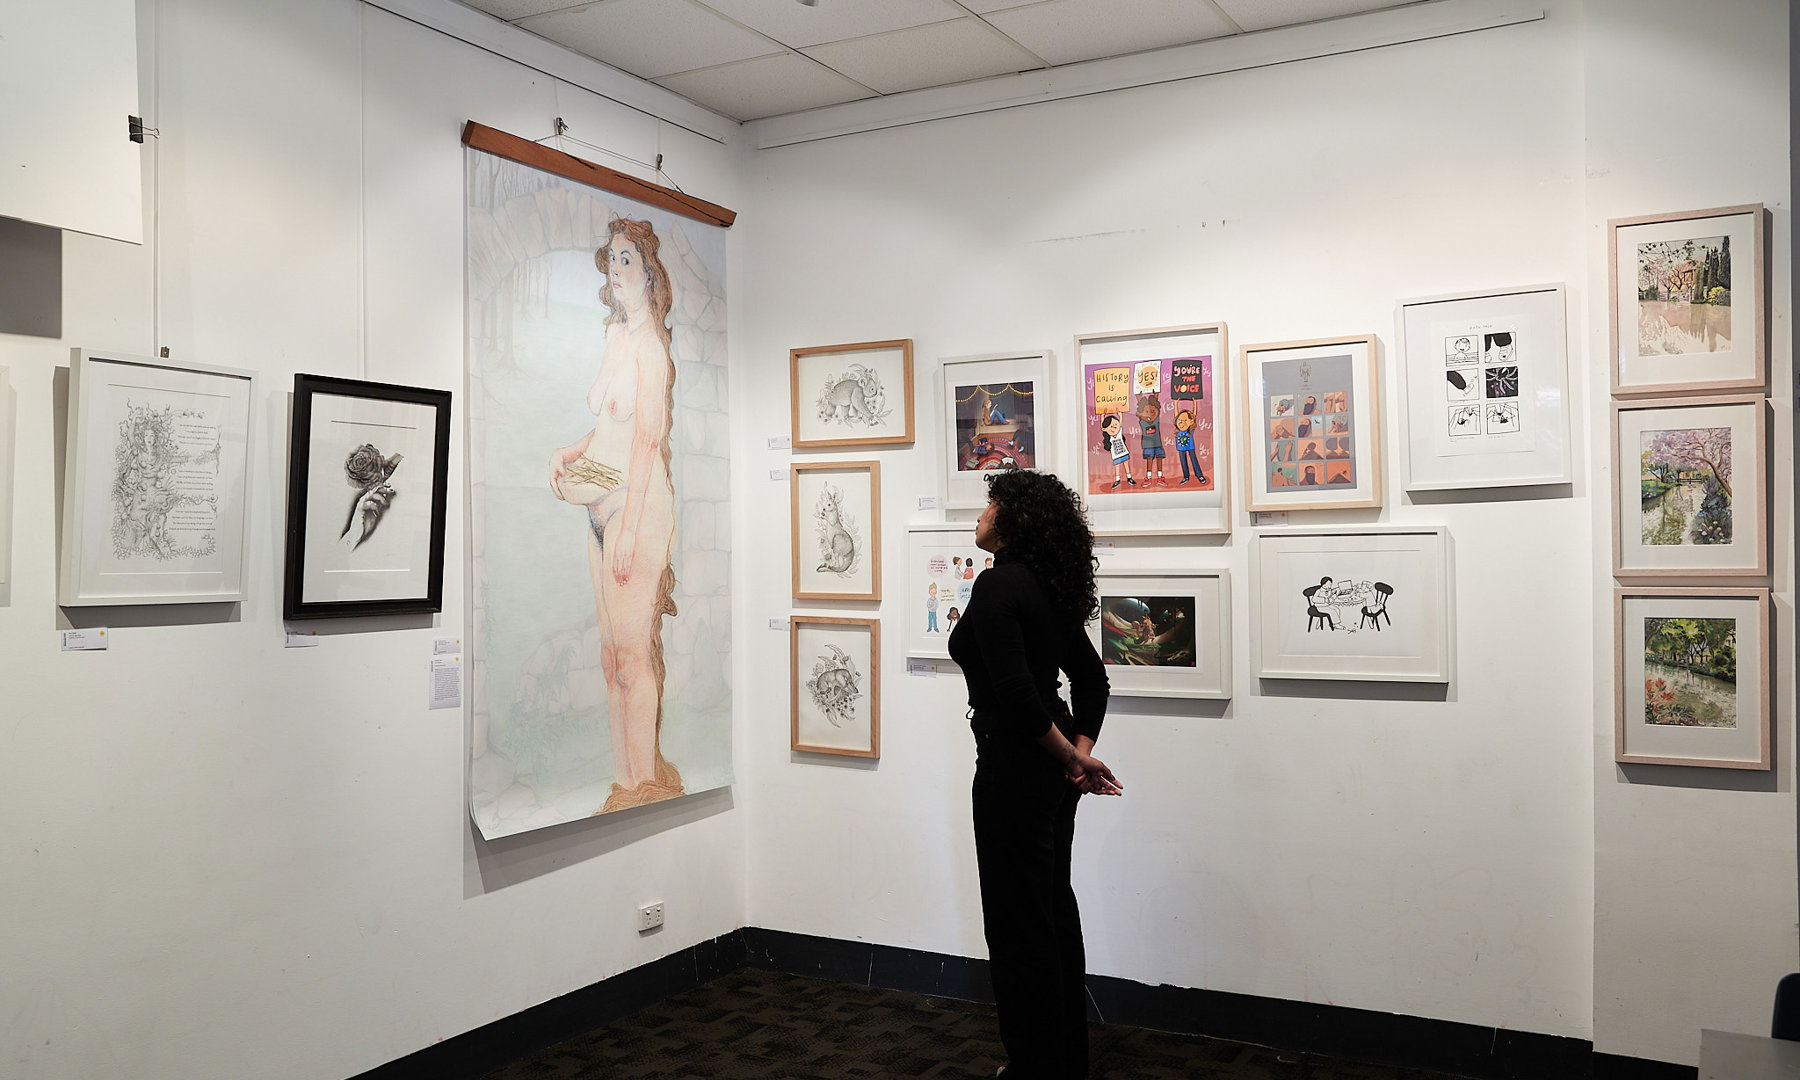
[940,350,1053,510]
[60,349,256,606]
[1239,336,1383,512]
[903,522,988,660]
[1611,394,1767,579]
[1091,568,1231,700]
[1249,526,1450,683]
[1074,324,1231,536]
[1395,283,1572,491]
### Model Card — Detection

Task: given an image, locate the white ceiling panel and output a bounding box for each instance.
[803,17,1043,95]
[457,0,576,20]
[1212,0,1417,32]
[516,0,781,80]
[696,0,965,49]
[984,0,1239,67]
[957,0,1048,12]
[656,52,877,121]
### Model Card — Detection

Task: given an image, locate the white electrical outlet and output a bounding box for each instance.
[637,901,664,932]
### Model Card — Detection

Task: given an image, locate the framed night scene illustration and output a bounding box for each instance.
[1239,336,1382,512]
[940,351,1051,510]
[1395,284,1571,491]
[1250,526,1450,683]
[1614,587,1769,770]
[1090,568,1231,700]
[1075,323,1230,536]
[790,614,880,758]
[791,339,914,450]
[283,374,452,619]
[60,349,256,606]
[791,459,881,603]
[903,522,989,661]
[1609,203,1766,397]
[1611,394,1766,579]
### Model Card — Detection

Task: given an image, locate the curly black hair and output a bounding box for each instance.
[984,469,1098,626]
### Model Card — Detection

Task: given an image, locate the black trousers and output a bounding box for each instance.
[972,736,1088,1080]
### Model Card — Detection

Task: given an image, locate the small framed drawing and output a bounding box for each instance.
[1610,203,1766,397]
[791,339,914,449]
[1395,284,1571,491]
[283,374,452,619]
[941,351,1051,510]
[1075,324,1231,535]
[903,522,990,660]
[1239,336,1382,512]
[1615,587,1769,770]
[1250,526,1450,683]
[791,459,881,602]
[1091,568,1231,699]
[60,349,256,606]
[791,614,880,758]
[1611,394,1765,579]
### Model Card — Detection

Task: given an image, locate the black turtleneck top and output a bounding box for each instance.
[947,548,1109,743]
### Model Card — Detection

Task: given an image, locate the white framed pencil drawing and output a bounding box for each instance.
[790,339,914,450]
[1091,568,1231,700]
[1611,394,1766,579]
[1614,586,1769,770]
[1239,336,1382,512]
[791,459,881,602]
[60,349,256,606]
[940,351,1051,510]
[903,522,989,660]
[791,614,880,758]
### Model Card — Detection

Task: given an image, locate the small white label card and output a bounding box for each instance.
[60,628,108,651]
[769,468,789,482]
[284,628,320,648]
[768,617,789,632]
[916,495,941,511]
[766,435,791,450]
[907,658,939,677]
[428,655,463,711]
[1251,511,1290,527]
[433,636,461,655]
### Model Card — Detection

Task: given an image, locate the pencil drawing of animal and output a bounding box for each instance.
[816,365,891,428]
[806,645,862,727]
[814,482,859,575]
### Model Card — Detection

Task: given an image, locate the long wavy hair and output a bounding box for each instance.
[985,469,1098,626]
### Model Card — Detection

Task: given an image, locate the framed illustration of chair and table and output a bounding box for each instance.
[1239,335,1382,512]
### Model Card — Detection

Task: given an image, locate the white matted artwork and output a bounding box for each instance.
[941,351,1051,510]
[1091,569,1231,700]
[60,349,255,606]
[1250,526,1450,683]
[1396,284,1571,491]
[1615,587,1769,770]
[791,459,880,602]
[791,339,913,449]
[1239,336,1382,512]
[791,615,880,758]
[904,522,990,660]
[0,365,12,589]
[1611,394,1766,579]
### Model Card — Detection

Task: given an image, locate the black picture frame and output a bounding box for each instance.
[283,373,453,620]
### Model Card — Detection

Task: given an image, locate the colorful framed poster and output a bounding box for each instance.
[1091,568,1231,699]
[791,459,880,603]
[1611,394,1765,579]
[1609,203,1766,397]
[791,339,914,449]
[1249,526,1449,683]
[60,349,255,606]
[941,351,1050,510]
[1076,323,1230,535]
[283,374,452,619]
[903,522,990,660]
[1615,587,1769,770]
[791,615,880,758]
[1239,336,1382,512]
[1395,284,1571,491]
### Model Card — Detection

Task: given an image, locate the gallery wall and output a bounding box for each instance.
[0,2,749,1079]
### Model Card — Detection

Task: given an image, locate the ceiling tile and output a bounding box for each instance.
[1212,0,1416,32]
[516,0,782,81]
[456,0,574,20]
[696,0,965,49]
[656,52,877,121]
[958,0,1045,12]
[985,0,1238,66]
[803,18,1043,95]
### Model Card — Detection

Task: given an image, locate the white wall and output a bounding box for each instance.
[0,3,747,1079]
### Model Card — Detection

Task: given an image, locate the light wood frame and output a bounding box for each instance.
[790,459,882,602]
[790,614,881,758]
[1608,203,1766,398]
[789,339,915,450]
[1238,334,1383,513]
[1609,393,1767,580]
[1613,587,1770,770]
[1074,322,1231,536]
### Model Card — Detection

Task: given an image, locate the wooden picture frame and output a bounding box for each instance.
[1091,568,1232,699]
[1610,394,1766,579]
[790,459,881,602]
[1239,335,1383,512]
[790,339,914,449]
[791,614,880,758]
[1614,587,1770,770]
[940,351,1052,510]
[1609,203,1766,397]
[1074,323,1231,536]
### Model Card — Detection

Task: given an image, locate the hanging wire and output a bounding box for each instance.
[531,107,691,195]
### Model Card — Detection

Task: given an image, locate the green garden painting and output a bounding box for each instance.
[1643,616,1736,728]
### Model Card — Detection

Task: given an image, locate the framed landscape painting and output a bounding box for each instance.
[1075,323,1230,536]
[941,351,1050,510]
[791,459,881,602]
[791,339,914,449]
[1239,336,1382,512]
[791,615,880,758]
[1609,204,1766,397]
[1614,587,1769,769]
[1611,394,1765,578]
[1090,568,1231,699]
[903,522,989,660]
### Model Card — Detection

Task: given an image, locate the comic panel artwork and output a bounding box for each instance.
[1082,355,1216,494]
[1443,330,1520,439]
[1262,354,1355,490]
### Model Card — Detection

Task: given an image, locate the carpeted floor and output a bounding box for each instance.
[480,968,1473,1079]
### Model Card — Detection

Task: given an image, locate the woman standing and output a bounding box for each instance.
[948,469,1122,1080]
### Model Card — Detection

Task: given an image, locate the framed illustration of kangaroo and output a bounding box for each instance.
[790,460,881,603]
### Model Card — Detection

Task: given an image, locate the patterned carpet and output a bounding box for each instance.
[480,969,1473,1080]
